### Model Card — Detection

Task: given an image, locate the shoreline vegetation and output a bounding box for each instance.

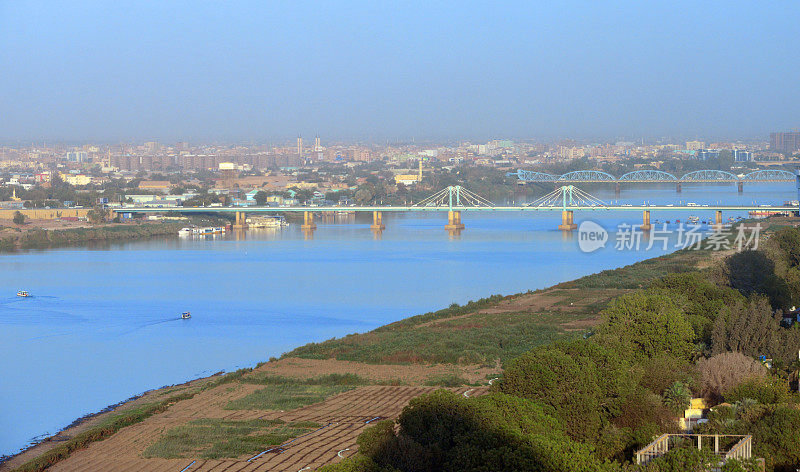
[0,221,185,253]
[3,217,800,472]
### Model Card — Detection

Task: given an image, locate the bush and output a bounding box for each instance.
[12,210,25,225]
[725,377,790,405]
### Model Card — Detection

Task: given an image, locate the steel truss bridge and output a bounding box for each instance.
[120,185,798,232]
[511,169,798,184]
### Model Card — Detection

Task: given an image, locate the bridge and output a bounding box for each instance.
[117,185,799,232]
[510,169,798,193]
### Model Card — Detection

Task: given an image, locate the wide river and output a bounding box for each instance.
[0,183,795,456]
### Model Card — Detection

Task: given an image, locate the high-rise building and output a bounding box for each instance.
[297,136,303,155]
[770,132,800,153]
[685,140,706,151]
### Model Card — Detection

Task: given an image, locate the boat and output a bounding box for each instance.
[749,209,792,218]
[195,226,225,235]
[16,290,29,297]
[247,216,288,228]
[181,312,191,319]
[178,227,194,236]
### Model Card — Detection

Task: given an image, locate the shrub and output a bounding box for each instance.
[725,377,790,405]
[12,210,25,225]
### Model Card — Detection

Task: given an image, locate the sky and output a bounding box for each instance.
[1,1,799,143]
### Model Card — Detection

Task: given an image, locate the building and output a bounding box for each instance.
[696,149,720,161]
[60,173,92,186]
[685,141,706,151]
[770,132,800,153]
[138,180,172,193]
[732,149,752,162]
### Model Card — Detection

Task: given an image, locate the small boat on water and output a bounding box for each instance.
[17,290,29,297]
[178,227,194,236]
[181,312,191,319]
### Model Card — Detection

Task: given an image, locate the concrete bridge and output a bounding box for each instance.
[117,185,799,232]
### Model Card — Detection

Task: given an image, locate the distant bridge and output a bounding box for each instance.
[118,185,798,233]
[510,169,798,192]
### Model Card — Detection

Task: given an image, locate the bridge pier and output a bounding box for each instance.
[676,182,682,193]
[712,210,724,230]
[233,211,248,229]
[301,211,316,231]
[558,210,577,231]
[737,181,743,194]
[445,210,465,230]
[615,182,620,196]
[641,210,652,231]
[370,211,385,231]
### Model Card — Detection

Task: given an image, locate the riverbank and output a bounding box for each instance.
[0,221,184,252]
[0,218,742,472]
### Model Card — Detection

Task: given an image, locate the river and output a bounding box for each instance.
[0,183,795,457]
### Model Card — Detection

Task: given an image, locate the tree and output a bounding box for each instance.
[696,352,766,400]
[599,290,695,360]
[662,381,692,414]
[254,190,268,206]
[12,211,25,225]
[86,206,109,224]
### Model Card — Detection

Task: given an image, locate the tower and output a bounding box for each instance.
[297,135,303,156]
[418,159,423,180]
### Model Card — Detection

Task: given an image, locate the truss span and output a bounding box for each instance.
[742,169,796,182]
[515,169,558,181]
[558,170,616,182]
[618,170,677,182]
[678,170,739,182]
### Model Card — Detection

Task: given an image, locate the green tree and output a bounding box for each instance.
[599,290,695,360]
[254,190,268,206]
[12,210,25,225]
[86,206,109,224]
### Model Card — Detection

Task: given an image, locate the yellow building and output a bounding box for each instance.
[679,398,707,431]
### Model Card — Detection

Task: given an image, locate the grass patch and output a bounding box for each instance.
[241,373,372,386]
[11,393,194,472]
[225,383,354,411]
[142,418,319,459]
[285,309,578,365]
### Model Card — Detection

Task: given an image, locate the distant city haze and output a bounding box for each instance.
[1,1,799,142]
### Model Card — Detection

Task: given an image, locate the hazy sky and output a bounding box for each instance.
[1,1,798,142]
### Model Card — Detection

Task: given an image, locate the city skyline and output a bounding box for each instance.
[2,1,799,142]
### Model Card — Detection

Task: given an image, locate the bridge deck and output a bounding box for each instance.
[120,205,799,213]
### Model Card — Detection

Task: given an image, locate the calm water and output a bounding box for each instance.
[0,183,795,456]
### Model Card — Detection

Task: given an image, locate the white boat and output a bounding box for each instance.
[247,216,288,228]
[178,227,194,236]
[181,312,191,319]
[16,290,29,297]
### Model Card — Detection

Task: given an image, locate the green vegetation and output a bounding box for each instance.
[0,222,184,253]
[221,373,363,411]
[422,373,470,387]
[12,210,25,225]
[142,418,319,459]
[322,223,800,472]
[286,304,582,365]
[11,393,195,472]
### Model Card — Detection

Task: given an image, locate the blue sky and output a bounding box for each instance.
[1,1,798,142]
